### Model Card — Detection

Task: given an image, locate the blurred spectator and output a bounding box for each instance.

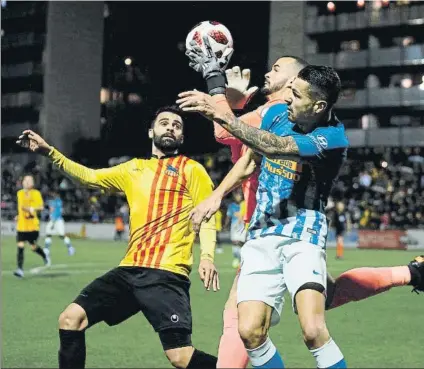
[2,145,424,232]
[359,171,372,187]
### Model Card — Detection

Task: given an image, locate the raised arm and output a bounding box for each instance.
[16,130,127,192]
[178,91,299,159]
[49,148,128,191]
[212,110,300,159]
[211,66,260,145]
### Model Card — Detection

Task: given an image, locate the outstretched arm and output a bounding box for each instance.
[16,130,127,192]
[178,91,299,159]
[213,111,299,158]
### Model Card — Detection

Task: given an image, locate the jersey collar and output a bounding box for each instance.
[150,152,180,159]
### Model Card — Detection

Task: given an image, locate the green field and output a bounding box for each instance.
[1,236,422,368]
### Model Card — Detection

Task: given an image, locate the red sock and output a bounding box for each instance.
[217,308,249,369]
[329,266,411,310]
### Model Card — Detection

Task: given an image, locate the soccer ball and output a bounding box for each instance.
[185,20,233,59]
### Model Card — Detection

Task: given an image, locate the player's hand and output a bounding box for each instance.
[16,130,52,155]
[198,259,220,291]
[226,66,259,110]
[186,36,234,78]
[177,90,221,121]
[189,193,223,233]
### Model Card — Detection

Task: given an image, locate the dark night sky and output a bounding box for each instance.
[90,2,271,162]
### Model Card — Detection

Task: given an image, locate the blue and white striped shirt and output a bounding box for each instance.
[247,103,349,248]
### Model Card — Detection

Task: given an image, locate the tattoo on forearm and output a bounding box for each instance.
[215,113,299,157]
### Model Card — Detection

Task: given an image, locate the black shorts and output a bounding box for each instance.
[16,231,39,244]
[74,267,192,333]
[335,228,345,237]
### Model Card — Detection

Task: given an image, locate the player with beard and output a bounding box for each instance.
[178,43,424,368]
[16,106,220,369]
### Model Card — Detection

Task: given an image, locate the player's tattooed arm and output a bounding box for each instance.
[213,112,299,158]
[177,90,298,158]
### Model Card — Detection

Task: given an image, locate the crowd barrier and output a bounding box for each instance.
[1,221,424,250]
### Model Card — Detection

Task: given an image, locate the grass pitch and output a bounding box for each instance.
[1,236,422,368]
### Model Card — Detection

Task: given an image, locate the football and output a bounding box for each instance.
[185,20,233,59]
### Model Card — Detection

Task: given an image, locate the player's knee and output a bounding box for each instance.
[238,320,268,349]
[165,346,194,369]
[17,242,25,248]
[30,244,37,251]
[301,320,328,345]
[58,303,88,331]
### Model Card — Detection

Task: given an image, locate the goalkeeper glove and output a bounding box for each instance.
[185,35,234,95]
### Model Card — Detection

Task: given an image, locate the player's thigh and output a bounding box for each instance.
[46,221,55,235]
[25,232,40,248]
[16,231,38,245]
[16,232,26,246]
[56,219,66,236]
[59,302,89,330]
[238,236,286,326]
[325,272,336,310]
[131,268,193,344]
[282,240,327,312]
[73,267,139,327]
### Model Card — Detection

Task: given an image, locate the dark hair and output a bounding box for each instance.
[151,105,184,128]
[279,55,309,69]
[297,65,341,107]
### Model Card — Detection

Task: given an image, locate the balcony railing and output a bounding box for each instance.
[306,44,424,69]
[305,4,424,34]
[336,86,424,108]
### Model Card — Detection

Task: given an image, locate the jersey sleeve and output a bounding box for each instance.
[292,126,349,159]
[49,147,129,192]
[259,103,289,131]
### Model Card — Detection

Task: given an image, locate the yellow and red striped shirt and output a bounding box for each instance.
[49,149,216,277]
[16,189,44,232]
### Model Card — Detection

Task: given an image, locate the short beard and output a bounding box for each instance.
[153,134,182,153]
[261,81,286,96]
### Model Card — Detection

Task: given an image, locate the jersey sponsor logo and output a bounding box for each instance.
[307,228,318,235]
[263,158,301,181]
[165,165,179,177]
[316,135,328,149]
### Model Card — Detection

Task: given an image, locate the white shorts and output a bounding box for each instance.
[46,219,66,237]
[237,235,327,326]
[230,222,247,244]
